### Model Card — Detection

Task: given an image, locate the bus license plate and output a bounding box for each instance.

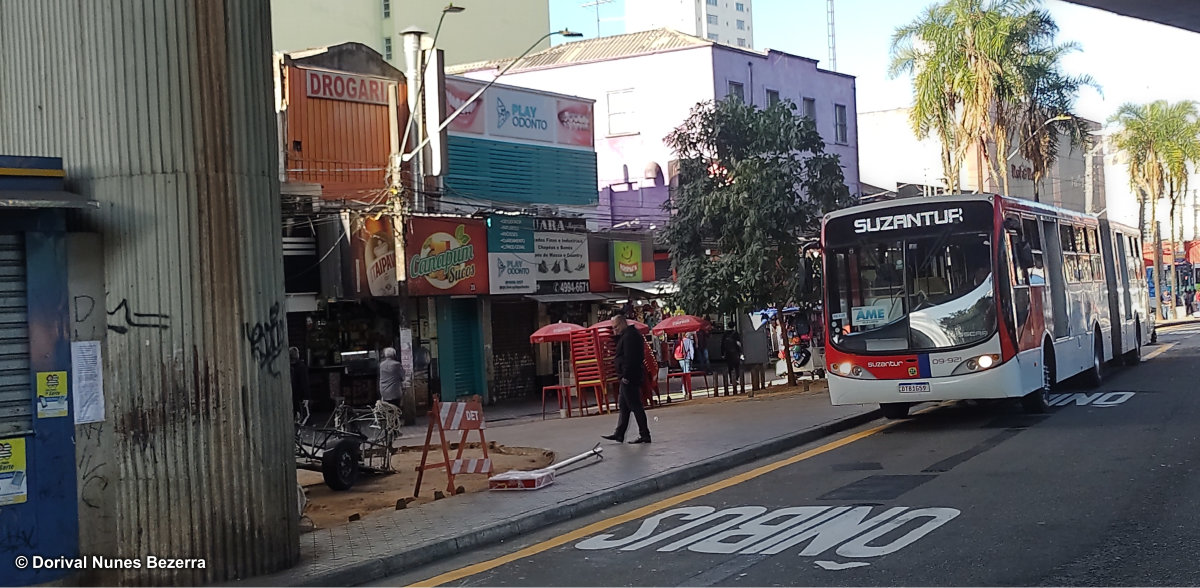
[898,382,930,393]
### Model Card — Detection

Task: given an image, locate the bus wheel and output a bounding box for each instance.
[1083,336,1103,388]
[1022,348,1053,414]
[1123,326,1142,366]
[880,402,911,419]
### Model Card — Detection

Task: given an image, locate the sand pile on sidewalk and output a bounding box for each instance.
[298,443,555,532]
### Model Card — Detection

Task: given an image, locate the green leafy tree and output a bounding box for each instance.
[663,98,850,384]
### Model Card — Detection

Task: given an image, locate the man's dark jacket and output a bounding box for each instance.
[614,325,645,385]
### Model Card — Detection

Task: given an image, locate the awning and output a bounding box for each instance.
[614,281,679,296]
[0,190,99,209]
[526,293,607,303]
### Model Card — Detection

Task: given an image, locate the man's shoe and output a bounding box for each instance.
[628,437,652,444]
[601,434,623,442]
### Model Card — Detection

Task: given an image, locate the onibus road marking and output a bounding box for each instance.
[574,504,961,570]
[406,406,948,587]
[1048,391,1137,408]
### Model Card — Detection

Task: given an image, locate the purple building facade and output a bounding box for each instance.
[450,28,860,235]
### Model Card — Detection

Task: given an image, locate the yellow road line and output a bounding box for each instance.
[1143,342,1177,361]
[407,406,934,587]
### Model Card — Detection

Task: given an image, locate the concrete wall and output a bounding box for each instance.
[858,109,953,193]
[271,0,380,54]
[272,0,551,71]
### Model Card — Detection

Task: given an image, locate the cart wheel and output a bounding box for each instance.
[322,438,360,491]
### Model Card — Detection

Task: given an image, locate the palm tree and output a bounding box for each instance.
[1109,100,1200,316]
[890,0,1088,196]
[1013,56,1095,202]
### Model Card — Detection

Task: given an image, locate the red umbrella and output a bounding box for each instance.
[590,318,650,334]
[530,321,586,344]
[651,314,710,336]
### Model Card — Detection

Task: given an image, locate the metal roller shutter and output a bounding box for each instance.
[0,234,30,436]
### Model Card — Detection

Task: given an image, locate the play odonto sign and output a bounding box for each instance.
[406,218,488,296]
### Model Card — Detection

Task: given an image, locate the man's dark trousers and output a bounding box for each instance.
[613,380,650,440]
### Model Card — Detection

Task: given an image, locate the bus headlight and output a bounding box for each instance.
[951,354,1001,375]
[830,361,876,379]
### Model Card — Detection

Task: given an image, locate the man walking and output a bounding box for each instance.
[602,311,652,444]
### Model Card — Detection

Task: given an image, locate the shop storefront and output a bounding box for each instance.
[406,216,489,402]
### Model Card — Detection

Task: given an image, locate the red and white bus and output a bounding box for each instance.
[821,193,1151,418]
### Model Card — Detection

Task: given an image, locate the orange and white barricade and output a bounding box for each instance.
[414,399,492,496]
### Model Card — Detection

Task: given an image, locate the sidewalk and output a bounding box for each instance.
[242,386,878,587]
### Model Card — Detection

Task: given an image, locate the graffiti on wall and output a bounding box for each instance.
[244,302,286,377]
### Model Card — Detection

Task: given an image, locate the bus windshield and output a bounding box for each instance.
[826,223,997,353]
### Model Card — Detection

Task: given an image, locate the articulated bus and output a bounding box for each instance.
[821,193,1151,418]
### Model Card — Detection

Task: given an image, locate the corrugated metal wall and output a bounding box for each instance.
[283,65,395,199]
[0,0,299,585]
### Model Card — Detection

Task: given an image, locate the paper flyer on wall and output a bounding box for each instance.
[0,437,28,505]
[36,370,69,419]
[72,340,105,424]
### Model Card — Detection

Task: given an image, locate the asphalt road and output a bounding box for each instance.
[379,322,1200,587]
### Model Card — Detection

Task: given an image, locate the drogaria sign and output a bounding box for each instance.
[305,69,391,106]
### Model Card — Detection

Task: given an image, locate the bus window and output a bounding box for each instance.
[1023,217,1045,285]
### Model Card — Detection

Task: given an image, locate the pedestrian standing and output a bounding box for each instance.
[678,333,695,373]
[290,347,309,423]
[602,311,652,444]
[722,330,744,389]
[378,347,406,410]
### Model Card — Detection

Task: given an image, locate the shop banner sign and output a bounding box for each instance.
[487,216,536,294]
[407,218,488,296]
[535,232,590,294]
[0,437,27,505]
[491,86,555,144]
[446,76,594,149]
[350,214,398,298]
[611,241,643,282]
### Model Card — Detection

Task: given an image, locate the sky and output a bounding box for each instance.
[547,0,1200,126]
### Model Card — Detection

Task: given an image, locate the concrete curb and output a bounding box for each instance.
[275,407,883,587]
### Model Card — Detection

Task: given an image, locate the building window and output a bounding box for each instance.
[382,0,390,18]
[736,2,746,10]
[708,0,718,5]
[835,104,848,143]
[384,37,392,61]
[766,89,780,106]
[707,33,719,41]
[707,13,719,25]
[737,38,746,47]
[737,19,745,30]
[607,89,636,135]
[802,97,817,121]
[728,81,745,102]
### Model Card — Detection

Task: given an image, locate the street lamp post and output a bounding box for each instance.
[401,29,583,164]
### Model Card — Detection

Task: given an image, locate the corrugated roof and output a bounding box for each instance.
[447,28,712,75]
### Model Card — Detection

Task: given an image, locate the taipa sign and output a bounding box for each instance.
[406,218,488,296]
